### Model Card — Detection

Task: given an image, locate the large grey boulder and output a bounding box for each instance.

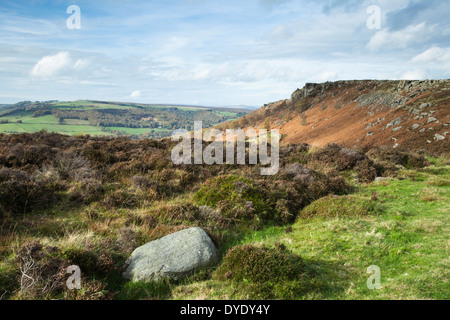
[123,227,219,283]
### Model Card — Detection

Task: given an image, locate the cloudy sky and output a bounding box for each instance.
[0,0,449,106]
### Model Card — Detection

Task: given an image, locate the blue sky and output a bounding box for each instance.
[0,0,449,106]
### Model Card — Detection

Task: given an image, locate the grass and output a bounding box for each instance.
[116,280,173,300]
[0,123,113,136]
[0,101,244,138]
[0,111,112,136]
[299,195,380,219]
[0,146,448,300]
[173,164,450,300]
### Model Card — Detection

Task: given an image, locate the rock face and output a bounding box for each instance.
[123,227,219,283]
[246,79,449,154]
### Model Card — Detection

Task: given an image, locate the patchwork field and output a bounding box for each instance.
[0,100,249,139]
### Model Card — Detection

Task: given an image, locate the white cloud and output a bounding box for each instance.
[412,47,450,63]
[74,59,89,70]
[366,22,431,51]
[264,25,293,42]
[399,69,427,80]
[30,51,71,78]
[30,52,93,80]
[150,59,299,83]
[162,37,191,53]
[130,90,141,98]
[2,0,447,105]
[314,71,340,82]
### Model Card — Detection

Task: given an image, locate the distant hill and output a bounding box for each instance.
[0,100,249,139]
[0,104,13,112]
[219,80,449,154]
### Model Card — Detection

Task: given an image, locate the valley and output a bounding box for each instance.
[0,100,249,140]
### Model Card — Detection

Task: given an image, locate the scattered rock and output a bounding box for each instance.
[386,117,402,129]
[427,117,438,124]
[419,103,431,109]
[123,227,219,283]
[434,134,445,141]
[366,118,383,129]
[392,126,403,132]
[412,124,420,130]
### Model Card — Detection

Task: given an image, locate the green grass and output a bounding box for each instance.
[0,101,243,138]
[174,165,450,300]
[1,112,58,125]
[299,195,380,219]
[63,119,91,125]
[1,145,447,300]
[116,280,173,300]
[0,122,112,136]
[0,110,112,135]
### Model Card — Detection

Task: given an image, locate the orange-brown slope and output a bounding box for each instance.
[233,80,449,154]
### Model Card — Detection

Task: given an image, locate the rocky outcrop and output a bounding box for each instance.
[123,227,219,283]
[240,79,449,154]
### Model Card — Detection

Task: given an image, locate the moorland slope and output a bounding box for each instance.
[221,80,449,154]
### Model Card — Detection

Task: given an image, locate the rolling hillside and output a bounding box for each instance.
[222,80,449,155]
[0,100,249,139]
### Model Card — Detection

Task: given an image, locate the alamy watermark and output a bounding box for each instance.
[366,265,382,290]
[66,265,81,290]
[66,5,81,30]
[367,5,381,30]
[171,121,280,175]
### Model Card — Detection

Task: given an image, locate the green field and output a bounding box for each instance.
[0,111,111,136]
[0,100,249,139]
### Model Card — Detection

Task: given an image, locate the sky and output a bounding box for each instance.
[0,0,449,106]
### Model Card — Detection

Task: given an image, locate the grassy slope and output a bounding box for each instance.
[173,163,449,300]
